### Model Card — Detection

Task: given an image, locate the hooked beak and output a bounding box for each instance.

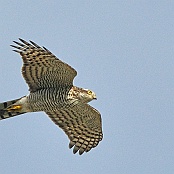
[93,96,97,100]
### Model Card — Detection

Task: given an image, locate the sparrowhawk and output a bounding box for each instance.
[0,39,103,155]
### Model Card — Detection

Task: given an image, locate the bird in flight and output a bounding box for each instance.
[0,39,103,155]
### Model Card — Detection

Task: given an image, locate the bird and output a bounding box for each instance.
[0,39,103,155]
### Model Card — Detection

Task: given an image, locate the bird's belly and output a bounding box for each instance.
[27,91,68,112]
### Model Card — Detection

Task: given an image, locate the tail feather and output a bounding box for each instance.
[0,97,26,120]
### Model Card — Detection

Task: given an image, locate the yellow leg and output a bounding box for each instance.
[6,105,22,112]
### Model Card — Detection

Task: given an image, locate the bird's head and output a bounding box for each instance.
[82,89,97,103]
[69,86,97,103]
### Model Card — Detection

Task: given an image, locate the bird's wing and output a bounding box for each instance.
[45,103,103,155]
[11,39,77,92]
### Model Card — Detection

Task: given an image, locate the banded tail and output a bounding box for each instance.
[0,97,26,120]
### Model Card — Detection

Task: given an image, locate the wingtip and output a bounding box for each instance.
[29,40,40,48]
[69,141,75,149]
[73,146,79,154]
[79,148,85,155]
[18,38,31,46]
[12,41,18,44]
[18,38,24,42]
[12,49,21,53]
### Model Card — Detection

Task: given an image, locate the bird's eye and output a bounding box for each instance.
[87,90,92,95]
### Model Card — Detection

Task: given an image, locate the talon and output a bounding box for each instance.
[7,105,22,111]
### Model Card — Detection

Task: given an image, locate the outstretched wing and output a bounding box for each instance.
[11,39,77,92]
[45,103,103,155]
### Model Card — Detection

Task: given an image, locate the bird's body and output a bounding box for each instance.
[0,39,103,155]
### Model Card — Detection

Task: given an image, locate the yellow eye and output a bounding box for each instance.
[87,90,92,95]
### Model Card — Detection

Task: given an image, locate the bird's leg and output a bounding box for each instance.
[6,105,22,112]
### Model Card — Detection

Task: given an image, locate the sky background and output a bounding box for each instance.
[0,1,174,174]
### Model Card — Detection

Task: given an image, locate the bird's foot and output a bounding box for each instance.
[6,105,22,112]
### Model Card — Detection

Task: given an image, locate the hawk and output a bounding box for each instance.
[0,39,103,155]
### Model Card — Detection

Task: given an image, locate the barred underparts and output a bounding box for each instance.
[0,39,103,155]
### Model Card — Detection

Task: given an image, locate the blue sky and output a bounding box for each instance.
[0,1,174,174]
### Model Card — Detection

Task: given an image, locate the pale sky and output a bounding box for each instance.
[0,1,174,174]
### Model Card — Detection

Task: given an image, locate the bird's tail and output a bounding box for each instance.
[0,97,26,120]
